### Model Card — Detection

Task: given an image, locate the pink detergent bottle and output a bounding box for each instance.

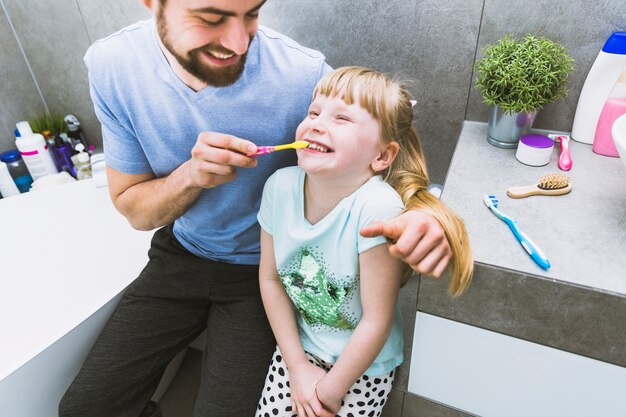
[593,67,626,157]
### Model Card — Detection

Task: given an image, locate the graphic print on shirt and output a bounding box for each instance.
[279,248,358,331]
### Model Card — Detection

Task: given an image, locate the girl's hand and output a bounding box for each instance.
[314,377,344,415]
[290,361,327,417]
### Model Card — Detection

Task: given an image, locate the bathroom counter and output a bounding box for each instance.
[406,121,626,417]
[441,121,626,294]
[0,179,153,414]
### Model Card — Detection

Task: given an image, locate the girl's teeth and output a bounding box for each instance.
[308,143,328,152]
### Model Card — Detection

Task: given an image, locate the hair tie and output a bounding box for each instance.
[410,100,417,108]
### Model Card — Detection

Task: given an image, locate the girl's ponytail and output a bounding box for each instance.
[386,125,473,297]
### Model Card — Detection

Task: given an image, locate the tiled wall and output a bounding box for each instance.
[0,0,624,182]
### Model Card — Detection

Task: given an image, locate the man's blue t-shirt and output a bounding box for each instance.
[84,19,330,264]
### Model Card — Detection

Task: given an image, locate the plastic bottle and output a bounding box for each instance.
[64,115,88,149]
[52,135,77,177]
[593,67,626,156]
[612,113,626,160]
[74,143,92,180]
[15,120,33,138]
[0,150,33,192]
[14,121,59,180]
[571,32,626,144]
[0,161,20,197]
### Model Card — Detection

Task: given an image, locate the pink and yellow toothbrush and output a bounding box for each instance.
[247,140,309,156]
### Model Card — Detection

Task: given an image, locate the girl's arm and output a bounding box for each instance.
[259,229,328,417]
[315,243,406,412]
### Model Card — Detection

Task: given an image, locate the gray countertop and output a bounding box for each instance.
[441,121,626,296]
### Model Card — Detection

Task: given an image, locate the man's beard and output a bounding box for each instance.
[157,12,250,87]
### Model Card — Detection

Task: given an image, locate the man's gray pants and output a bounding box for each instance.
[58,225,276,417]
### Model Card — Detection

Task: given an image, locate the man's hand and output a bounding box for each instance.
[189,131,258,189]
[360,210,451,277]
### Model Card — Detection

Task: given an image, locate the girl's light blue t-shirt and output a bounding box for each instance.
[258,167,405,375]
[84,19,329,264]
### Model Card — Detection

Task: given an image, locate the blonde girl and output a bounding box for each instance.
[256,66,472,417]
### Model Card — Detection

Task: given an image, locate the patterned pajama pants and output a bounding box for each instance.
[256,346,395,417]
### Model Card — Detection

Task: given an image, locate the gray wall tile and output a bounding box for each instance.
[260,0,483,183]
[77,0,150,45]
[3,0,96,146]
[1,0,149,151]
[466,0,626,133]
[2,1,625,173]
[0,2,45,152]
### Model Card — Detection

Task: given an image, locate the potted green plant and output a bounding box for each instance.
[475,34,574,148]
[29,112,67,140]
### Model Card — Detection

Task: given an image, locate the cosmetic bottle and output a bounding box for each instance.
[52,135,77,177]
[571,32,626,144]
[15,120,33,138]
[64,115,88,149]
[593,67,626,156]
[74,144,92,180]
[0,161,20,197]
[14,121,59,180]
[0,150,33,192]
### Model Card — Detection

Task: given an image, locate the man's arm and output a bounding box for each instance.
[107,132,258,231]
[360,209,452,277]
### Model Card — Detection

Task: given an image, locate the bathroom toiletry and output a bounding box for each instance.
[0,150,33,193]
[0,161,20,197]
[507,173,571,198]
[612,113,626,166]
[74,143,92,180]
[64,115,88,149]
[247,140,310,156]
[571,32,626,144]
[90,152,108,187]
[483,194,550,269]
[593,67,626,157]
[15,128,59,180]
[515,134,554,166]
[547,134,573,171]
[15,120,34,138]
[52,135,77,177]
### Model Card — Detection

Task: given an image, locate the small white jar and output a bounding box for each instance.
[516,134,554,166]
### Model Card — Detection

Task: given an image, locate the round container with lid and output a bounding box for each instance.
[515,134,554,166]
[0,149,33,192]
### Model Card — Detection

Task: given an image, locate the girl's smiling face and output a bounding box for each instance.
[295,93,390,185]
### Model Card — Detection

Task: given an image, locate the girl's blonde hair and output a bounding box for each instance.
[313,66,473,296]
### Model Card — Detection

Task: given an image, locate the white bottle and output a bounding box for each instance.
[75,143,92,180]
[14,123,59,180]
[0,161,20,197]
[571,32,626,144]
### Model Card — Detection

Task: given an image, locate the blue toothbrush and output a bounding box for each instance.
[483,194,551,269]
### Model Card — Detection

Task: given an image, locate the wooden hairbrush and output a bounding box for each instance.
[507,173,572,198]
